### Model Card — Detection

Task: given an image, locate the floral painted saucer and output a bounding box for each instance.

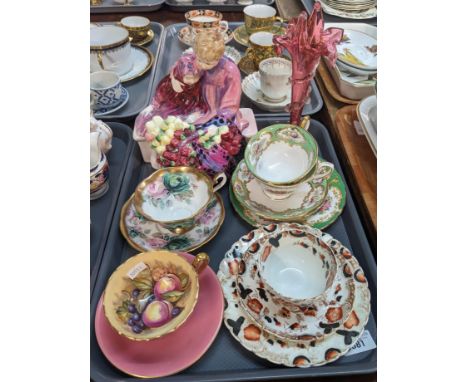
[230,168,346,230]
[95,252,224,378]
[120,193,225,253]
[233,24,286,47]
[120,46,154,83]
[94,87,129,117]
[234,223,355,342]
[231,160,328,221]
[177,25,234,46]
[217,224,371,367]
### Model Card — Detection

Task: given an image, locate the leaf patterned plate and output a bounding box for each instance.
[120,193,225,253]
[217,223,371,367]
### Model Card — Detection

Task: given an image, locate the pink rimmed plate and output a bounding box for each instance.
[95,252,224,378]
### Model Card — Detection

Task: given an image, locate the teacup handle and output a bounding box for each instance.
[275,16,286,30]
[212,172,227,192]
[219,20,229,32]
[191,252,210,274]
[311,161,334,183]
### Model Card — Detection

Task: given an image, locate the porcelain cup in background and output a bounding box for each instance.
[90,131,109,200]
[120,16,151,43]
[134,167,227,234]
[90,71,125,111]
[90,25,132,76]
[243,4,284,35]
[245,32,278,68]
[259,57,292,103]
[244,124,334,200]
[184,9,228,36]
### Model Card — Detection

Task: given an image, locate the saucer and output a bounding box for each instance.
[95,252,224,378]
[120,45,154,83]
[318,0,377,20]
[178,25,234,47]
[233,24,286,47]
[183,45,242,65]
[120,193,225,253]
[231,160,327,221]
[217,224,371,367]
[242,72,291,112]
[93,87,129,117]
[131,29,154,46]
[230,169,346,230]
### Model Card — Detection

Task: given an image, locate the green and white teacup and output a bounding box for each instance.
[134,167,226,234]
[244,124,334,200]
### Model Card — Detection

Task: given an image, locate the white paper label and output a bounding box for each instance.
[353,120,365,136]
[127,262,148,280]
[345,330,376,356]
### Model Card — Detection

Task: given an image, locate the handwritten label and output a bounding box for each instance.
[127,262,148,280]
[345,330,376,356]
[353,120,365,136]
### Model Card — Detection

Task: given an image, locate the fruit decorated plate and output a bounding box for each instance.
[96,252,224,378]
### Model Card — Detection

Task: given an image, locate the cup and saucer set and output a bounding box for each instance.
[90,17,154,116]
[120,166,227,253]
[178,9,234,46]
[230,123,347,231]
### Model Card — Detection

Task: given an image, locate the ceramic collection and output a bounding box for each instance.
[91,4,374,379]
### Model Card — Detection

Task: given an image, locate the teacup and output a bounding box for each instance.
[120,16,151,43]
[243,4,284,35]
[244,124,334,200]
[90,25,132,76]
[103,250,209,341]
[245,32,278,69]
[90,131,109,200]
[134,167,227,234]
[90,71,125,111]
[185,9,228,36]
[259,57,292,103]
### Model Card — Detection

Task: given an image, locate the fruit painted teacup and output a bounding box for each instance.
[134,167,226,234]
[244,124,334,200]
[103,250,209,341]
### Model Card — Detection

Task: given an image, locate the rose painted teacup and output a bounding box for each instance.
[90,25,132,76]
[90,131,109,200]
[244,124,334,200]
[103,250,209,341]
[134,167,226,234]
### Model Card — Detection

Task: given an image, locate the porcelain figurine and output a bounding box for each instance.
[134,30,248,177]
[90,113,113,153]
[90,131,109,200]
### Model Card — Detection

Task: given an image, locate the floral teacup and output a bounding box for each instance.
[90,131,109,200]
[134,167,226,234]
[244,124,334,200]
[103,250,209,341]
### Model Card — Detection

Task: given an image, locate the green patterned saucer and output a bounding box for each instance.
[229,169,346,230]
[233,24,287,47]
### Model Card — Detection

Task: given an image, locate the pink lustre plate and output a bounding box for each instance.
[95,252,224,378]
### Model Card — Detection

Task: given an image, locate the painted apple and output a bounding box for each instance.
[142,300,171,328]
[154,274,181,297]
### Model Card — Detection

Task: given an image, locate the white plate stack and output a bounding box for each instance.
[318,0,377,19]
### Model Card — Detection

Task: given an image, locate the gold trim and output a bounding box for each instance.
[130,29,154,47]
[90,33,129,51]
[102,250,200,342]
[96,275,224,378]
[121,45,154,83]
[120,192,226,253]
[133,167,216,224]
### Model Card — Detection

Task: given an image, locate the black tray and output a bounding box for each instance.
[90,117,377,381]
[91,0,164,14]
[90,122,134,277]
[165,0,275,12]
[301,0,377,25]
[156,23,322,117]
[93,22,164,121]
